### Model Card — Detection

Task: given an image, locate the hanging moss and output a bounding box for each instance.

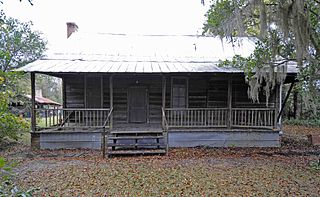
[204,0,319,115]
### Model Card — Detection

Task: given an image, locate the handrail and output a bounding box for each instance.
[59,111,74,127]
[102,107,113,159]
[103,107,114,128]
[161,107,168,130]
[165,107,228,110]
[232,108,275,110]
[161,107,169,155]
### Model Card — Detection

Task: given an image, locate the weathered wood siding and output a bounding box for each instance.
[64,75,85,108]
[188,76,208,108]
[112,75,167,124]
[232,77,276,108]
[207,78,228,107]
[86,76,102,108]
[63,73,277,126]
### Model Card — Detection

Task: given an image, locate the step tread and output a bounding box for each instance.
[107,143,165,147]
[108,149,166,155]
[111,130,163,134]
[108,136,164,140]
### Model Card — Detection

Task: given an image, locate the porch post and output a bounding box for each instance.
[31,72,36,132]
[277,83,283,128]
[109,75,113,129]
[84,74,87,108]
[227,77,232,129]
[62,77,66,108]
[100,75,104,108]
[162,75,166,128]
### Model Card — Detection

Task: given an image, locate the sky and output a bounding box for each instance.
[2,0,210,46]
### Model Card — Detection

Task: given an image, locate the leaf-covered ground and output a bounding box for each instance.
[0,125,319,196]
[283,124,320,137]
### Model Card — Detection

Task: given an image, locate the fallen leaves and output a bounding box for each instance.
[1,125,319,196]
[10,149,319,196]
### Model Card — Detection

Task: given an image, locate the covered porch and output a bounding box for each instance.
[31,73,279,132]
[29,72,281,155]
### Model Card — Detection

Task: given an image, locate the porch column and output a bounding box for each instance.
[100,75,103,108]
[109,75,113,129]
[62,77,66,108]
[31,72,36,132]
[162,75,166,128]
[227,77,232,129]
[278,83,283,126]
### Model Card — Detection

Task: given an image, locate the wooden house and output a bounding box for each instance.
[18,32,297,156]
[10,91,61,118]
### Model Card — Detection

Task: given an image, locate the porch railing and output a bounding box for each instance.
[35,108,112,130]
[231,108,276,129]
[164,108,276,129]
[165,108,228,128]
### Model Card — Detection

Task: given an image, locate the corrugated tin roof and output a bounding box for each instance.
[25,95,61,106]
[17,33,298,74]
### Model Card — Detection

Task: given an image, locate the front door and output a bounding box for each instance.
[128,87,147,123]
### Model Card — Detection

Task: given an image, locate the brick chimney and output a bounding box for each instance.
[66,22,78,38]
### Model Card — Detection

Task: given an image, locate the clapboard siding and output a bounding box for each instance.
[103,76,110,108]
[86,76,102,108]
[63,73,277,126]
[65,75,85,108]
[188,77,208,108]
[207,78,228,107]
[110,75,166,124]
[232,79,276,108]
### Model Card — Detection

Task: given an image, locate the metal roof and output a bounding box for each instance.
[25,95,61,106]
[17,33,298,74]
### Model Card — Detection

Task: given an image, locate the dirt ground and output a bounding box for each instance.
[0,125,319,196]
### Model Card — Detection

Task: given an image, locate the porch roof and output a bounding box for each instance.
[17,33,298,74]
[25,95,61,106]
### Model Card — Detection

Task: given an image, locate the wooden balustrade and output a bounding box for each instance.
[165,108,228,128]
[164,107,276,129]
[36,107,276,130]
[35,108,111,130]
[231,108,276,129]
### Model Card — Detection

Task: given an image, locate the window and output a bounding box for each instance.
[171,78,187,108]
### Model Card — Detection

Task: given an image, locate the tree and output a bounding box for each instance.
[203,0,320,118]
[36,74,62,103]
[0,10,47,142]
[0,11,46,72]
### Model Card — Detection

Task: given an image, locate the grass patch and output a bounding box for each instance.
[19,132,30,145]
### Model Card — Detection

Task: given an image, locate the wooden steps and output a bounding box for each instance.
[105,130,167,156]
[107,149,166,155]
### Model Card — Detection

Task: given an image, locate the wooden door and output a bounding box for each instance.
[128,87,147,123]
[171,78,187,108]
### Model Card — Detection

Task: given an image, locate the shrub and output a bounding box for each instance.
[283,118,320,127]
